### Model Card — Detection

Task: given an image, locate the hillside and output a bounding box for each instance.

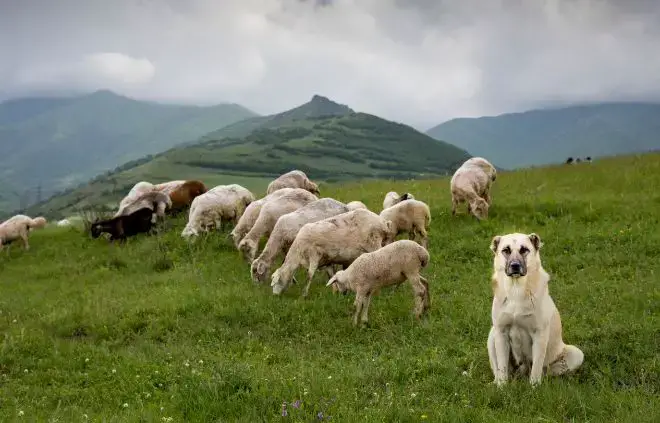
[0,90,257,211]
[426,102,660,169]
[1,153,658,421]
[22,96,470,219]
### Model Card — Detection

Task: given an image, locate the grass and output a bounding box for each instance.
[1,153,659,422]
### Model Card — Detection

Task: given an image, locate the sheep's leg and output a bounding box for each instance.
[408,275,427,319]
[353,294,365,326]
[20,232,30,250]
[359,294,372,327]
[302,260,319,298]
[419,275,431,312]
[451,197,458,215]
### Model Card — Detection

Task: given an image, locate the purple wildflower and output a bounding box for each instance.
[292,400,301,409]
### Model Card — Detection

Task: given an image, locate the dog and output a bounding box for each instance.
[487,232,583,386]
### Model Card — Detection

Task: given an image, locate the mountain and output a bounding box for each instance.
[0,90,257,212]
[426,102,660,169]
[22,95,470,219]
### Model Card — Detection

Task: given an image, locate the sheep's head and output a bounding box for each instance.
[238,238,257,262]
[181,225,198,239]
[32,217,48,229]
[90,223,104,238]
[230,229,242,248]
[470,197,489,220]
[251,259,270,284]
[270,268,288,295]
[308,182,320,196]
[326,270,349,294]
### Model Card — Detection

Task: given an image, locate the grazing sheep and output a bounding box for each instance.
[379,199,431,248]
[585,156,592,163]
[118,181,155,211]
[270,208,394,297]
[91,208,154,242]
[57,219,71,227]
[565,157,574,164]
[382,191,415,210]
[238,188,318,261]
[450,157,497,220]
[168,180,208,212]
[266,170,320,196]
[575,158,582,163]
[230,188,298,248]
[0,215,48,251]
[326,240,430,326]
[251,198,350,283]
[346,201,368,211]
[181,184,254,238]
[153,180,186,195]
[114,190,172,222]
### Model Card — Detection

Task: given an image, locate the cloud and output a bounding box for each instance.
[2,0,660,128]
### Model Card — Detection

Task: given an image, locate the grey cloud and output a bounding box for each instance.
[1,0,660,129]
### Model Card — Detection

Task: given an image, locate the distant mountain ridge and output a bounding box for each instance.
[426,102,660,169]
[0,90,257,211]
[22,95,470,219]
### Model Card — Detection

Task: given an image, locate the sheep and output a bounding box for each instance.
[382,191,415,210]
[0,215,47,251]
[230,188,298,248]
[114,190,172,222]
[153,180,186,195]
[325,240,430,327]
[270,208,394,297]
[250,198,350,283]
[450,157,497,220]
[91,207,155,242]
[57,219,71,227]
[118,181,155,211]
[266,170,320,196]
[181,184,254,238]
[346,200,368,211]
[379,199,431,248]
[238,188,318,262]
[168,180,208,212]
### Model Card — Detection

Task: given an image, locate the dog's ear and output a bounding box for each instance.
[528,233,543,251]
[490,235,501,253]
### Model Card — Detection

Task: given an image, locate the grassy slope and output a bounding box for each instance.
[1,153,658,422]
[0,91,257,212]
[24,113,469,219]
[426,102,660,169]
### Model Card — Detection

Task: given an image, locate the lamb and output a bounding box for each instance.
[0,215,48,251]
[450,157,497,220]
[326,240,430,326]
[250,198,350,283]
[181,184,254,238]
[379,199,431,248]
[230,188,298,248]
[382,191,415,210]
[266,170,320,196]
[270,208,394,297]
[90,208,154,242]
[238,188,318,261]
[346,201,368,211]
[114,190,172,222]
[168,180,208,212]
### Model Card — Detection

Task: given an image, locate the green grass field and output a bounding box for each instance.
[1,154,659,422]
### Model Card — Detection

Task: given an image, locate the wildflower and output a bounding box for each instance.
[85,358,90,363]
[160,407,165,412]
[327,375,332,379]
[292,400,301,409]
[112,369,117,374]
[317,411,324,420]
[462,371,468,376]
[122,403,128,408]
[18,410,24,416]
[162,418,173,422]
[411,393,417,398]
[155,370,159,374]
[281,401,288,417]
[198,360,204,365]
[184,361,190,367]
[24,369,28,373]
[83,414,88,419]
[12,319,17,323]
[421,415,428,420]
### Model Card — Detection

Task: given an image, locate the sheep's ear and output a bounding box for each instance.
[528,233,543,251]
[490,236,501,253]
[326,275,337,287]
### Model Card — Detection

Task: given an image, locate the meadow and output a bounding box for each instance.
[1,153,659,422]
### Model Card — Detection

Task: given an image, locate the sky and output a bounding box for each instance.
[2,0,660,129]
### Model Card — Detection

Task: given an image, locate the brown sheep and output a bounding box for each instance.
[168,180,207,213]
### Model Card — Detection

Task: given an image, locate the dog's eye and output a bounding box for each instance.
[519,246,529,255]
[502,246,511,255]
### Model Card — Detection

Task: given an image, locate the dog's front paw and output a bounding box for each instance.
[529,375,542,387]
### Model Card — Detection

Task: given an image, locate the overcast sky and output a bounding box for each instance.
[2,0,660,129]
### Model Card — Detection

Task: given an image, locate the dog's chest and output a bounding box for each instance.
[496,288,537,329]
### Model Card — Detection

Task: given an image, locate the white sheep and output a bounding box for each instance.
[230,187,299,248]
[181,184,253,238]
[379,199,431,248]
[326,239,430,326]
[153,180,186,195]
[382,191,415,210]
[0,215,48,251]
[346,201,368,211]
[251,198,350,283]
[118,181,155,211]
[450,157,497,220]
[238,188,318,261]
[57,219,71,227]
[270,208,394,297]
[114,190,172,222]
[266,170,320,196]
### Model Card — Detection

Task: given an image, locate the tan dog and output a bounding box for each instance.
[487,233,583,386]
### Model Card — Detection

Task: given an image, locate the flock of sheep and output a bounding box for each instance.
[0,155,584,386]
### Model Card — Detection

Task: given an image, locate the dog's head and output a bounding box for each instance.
[490,233,543,278]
